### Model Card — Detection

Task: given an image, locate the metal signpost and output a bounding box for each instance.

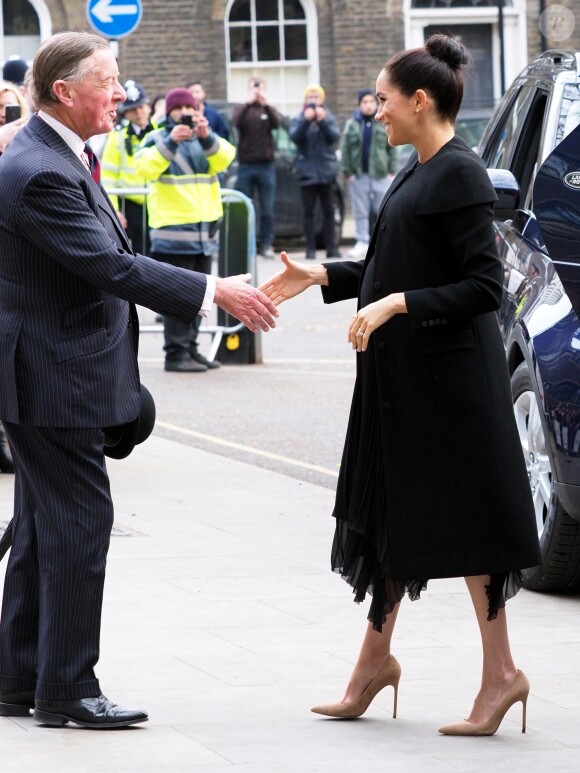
[86,0,143,39]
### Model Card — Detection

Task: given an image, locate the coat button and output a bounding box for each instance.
[435,319,440,325]
[377,342,385,351]
[380,223,386,231]
[382,401,391,410]
[428,320,435,326]
[374,281,381,290]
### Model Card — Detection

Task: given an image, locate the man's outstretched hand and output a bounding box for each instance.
[214,273,279,333]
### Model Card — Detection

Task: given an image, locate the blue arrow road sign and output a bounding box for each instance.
[87,0,142,39]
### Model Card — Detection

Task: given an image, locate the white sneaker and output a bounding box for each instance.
[348,241,369,259]
[261,246,275,259]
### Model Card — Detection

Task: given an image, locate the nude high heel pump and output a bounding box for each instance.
[438,670,530,736]
[311,654,401,719]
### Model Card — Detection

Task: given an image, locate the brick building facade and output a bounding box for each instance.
[1,1,579,122]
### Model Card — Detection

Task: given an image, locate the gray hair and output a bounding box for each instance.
[31,31,110,108]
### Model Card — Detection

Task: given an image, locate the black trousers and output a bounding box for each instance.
[123,199,150,256]
[0,424,112,700]
[300,182,337,254]
[151,252,211,362]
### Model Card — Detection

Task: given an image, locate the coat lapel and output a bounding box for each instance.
[27,115,134,253]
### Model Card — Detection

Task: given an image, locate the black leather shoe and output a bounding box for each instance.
[191,352,220,369]
[305,250,316,260]
[34,694,148,729]
[164,356,207,373]
[0,690,35,716]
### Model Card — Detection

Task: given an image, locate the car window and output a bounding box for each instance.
[511,90,548,208]
[558,83,580,143]
[482,85,535,170]
[455,117,490,148]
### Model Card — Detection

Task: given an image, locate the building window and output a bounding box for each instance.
[3,0,39,35]
[1,0,49,63]
[225,0,318,116]
[407,0,526,111]
[228,0,307,63]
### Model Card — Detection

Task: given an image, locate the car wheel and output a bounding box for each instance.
[511,361,580,591]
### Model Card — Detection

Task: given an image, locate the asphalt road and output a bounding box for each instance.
[136,250,357,490]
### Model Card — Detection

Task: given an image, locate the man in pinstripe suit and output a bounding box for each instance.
[0,31,277,729]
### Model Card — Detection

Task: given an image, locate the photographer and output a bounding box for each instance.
[0,80,29,128]
[135,88,236,372]
[289,84,341,259]
[232,77,282,258]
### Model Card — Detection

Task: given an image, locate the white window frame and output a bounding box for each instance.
[404,0,528,105]
[224,0,319,111]
[0,0,51,62]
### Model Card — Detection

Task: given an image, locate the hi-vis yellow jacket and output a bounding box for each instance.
[135,125,235,231]
[100,120,157,209]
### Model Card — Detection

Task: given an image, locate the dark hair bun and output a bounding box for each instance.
[426,34,470,69]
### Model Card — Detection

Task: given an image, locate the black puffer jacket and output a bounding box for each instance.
[289,109,340,186]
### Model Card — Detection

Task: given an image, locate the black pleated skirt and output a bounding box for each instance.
[330,255,522,631]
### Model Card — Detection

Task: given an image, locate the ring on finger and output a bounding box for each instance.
[356,330,364,337]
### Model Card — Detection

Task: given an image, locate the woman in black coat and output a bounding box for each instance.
[261,35,541,736]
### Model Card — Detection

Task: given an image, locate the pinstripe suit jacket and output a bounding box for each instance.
[0,114,207,427]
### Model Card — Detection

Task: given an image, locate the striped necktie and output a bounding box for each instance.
[84,144,101,184]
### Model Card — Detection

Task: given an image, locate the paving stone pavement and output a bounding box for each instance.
[1,435,580,772]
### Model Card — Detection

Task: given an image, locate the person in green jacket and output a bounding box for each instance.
[341,89,398,259]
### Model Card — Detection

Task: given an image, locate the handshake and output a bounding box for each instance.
[215,251,329,334]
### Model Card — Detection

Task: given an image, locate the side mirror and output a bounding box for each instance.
[487,168,520,221]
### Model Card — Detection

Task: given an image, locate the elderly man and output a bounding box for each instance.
[0,31,277,729]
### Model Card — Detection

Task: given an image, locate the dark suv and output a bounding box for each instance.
[478,51,580,591]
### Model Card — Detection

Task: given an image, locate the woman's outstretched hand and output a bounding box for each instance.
[348,293,407,352]
[258,251,328,306]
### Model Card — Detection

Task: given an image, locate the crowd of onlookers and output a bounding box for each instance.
[91,74,400,264]
[0,55,398,377]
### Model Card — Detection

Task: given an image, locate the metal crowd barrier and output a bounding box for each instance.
[104,186,257,363]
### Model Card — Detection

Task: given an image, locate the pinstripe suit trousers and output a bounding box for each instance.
[0,424,113,700]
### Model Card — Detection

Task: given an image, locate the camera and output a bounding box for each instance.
[5,104,21,123]
[306,102,316,111]
[179,115,196,129]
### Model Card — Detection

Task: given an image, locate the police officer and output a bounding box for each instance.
[136,88,236,372]
[101,80,156,254]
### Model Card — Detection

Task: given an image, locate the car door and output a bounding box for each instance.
[480,83,551,342]
[534,91,580,317]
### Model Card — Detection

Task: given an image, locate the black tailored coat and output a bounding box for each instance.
[0,115,207,427]
[322,137,541,580]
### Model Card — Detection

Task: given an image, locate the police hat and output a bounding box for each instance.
[2,56,28,86]
[118,80,150,113]
[103,384,156,460]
